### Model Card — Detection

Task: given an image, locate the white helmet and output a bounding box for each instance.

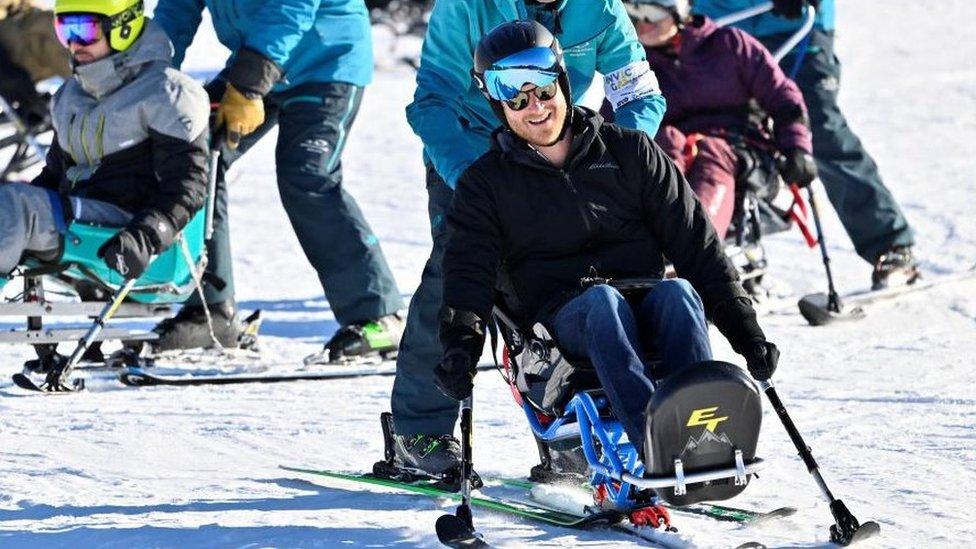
[624,0,692,24]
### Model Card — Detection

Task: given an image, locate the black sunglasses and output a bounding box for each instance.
[504,81,559,111]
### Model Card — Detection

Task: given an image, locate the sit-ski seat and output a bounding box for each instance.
[495,306,764,508]
[54,209,206,304]
[643,361,762,506]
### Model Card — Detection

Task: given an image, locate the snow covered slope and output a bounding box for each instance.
[1,0,975,547]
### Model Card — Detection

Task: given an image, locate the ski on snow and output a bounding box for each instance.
[280,465,790,546]
[11,361,500,392]
[117,361,499,388]
[494,476,796,526]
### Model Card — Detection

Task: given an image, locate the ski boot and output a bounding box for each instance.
[529,432,589,484]
[151,300,241,352]
[871,246,920,290]
[304,313,404,365]
[372,412,479,492]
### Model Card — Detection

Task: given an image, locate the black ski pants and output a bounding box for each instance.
[762,29,915,263]
[391,166,458,436]
[190,81,404,326]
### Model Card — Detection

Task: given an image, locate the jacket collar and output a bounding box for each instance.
[648,15,717,61]
[492,106,603,173]
[72,19,172,99]
[680,15,718,56]
[492,0,569,19]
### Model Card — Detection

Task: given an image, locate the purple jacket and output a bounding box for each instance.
[645,16,811,153]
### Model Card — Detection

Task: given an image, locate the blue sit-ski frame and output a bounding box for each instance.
[521,392,645,510]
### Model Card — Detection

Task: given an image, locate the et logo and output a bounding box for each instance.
[686,406,728,432]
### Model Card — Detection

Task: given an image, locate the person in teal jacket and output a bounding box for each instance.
[694,0,919,290]
[151,0,407,359]
[388,0,667,480]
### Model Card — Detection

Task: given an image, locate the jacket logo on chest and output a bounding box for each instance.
[589,161,619,171]
[564,41,594,58]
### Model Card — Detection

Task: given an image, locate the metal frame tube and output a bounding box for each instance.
[713,2,817,63]
[0,91,47,161]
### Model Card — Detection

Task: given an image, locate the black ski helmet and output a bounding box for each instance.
[472,20,572,129]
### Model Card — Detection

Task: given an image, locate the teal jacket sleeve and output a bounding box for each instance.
[152,0,205,69]
[595,0,666,138]
[405,0,487,189]
[243,0,321,68]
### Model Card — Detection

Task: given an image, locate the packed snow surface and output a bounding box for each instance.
[2,0,975,547]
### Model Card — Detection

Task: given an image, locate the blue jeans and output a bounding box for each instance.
[550,280,713,449]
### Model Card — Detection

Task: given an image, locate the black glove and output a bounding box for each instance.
[772,0,819,20]
[434,308,486,401]
[434,348,477,401]
[224,47,283,98]
[743,339,780,381]
[97,228,155,280]
[203,78,227,104]
[778,149,818,187]
[710,296,777,380]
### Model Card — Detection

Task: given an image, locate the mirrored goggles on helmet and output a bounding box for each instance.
[625,3,672,24]
[503,80,560,111]
[481,46,561,102]
[55,13,104,47]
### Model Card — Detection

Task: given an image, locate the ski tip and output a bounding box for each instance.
[118,372,151,387]
[768,506,798,518]
[846,521,881,545]
[798,293,866,326]
[830,519,881,546]
[12,373,41,392]
[435,514,489,548]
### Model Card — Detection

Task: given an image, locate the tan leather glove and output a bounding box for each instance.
[215,83,264,149]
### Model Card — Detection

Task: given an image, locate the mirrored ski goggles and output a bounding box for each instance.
[502,80,560,111]
[55,14,104,47]
[625,3,672,24]
[480,46,561,101]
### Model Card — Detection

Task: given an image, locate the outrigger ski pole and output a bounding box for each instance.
[807,186,843,314]
[435,396,490,548]
[39,278,138,391]
[760,381,880,545]
[796,186,867,325]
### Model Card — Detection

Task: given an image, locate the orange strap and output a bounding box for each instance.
[682,132,705,167]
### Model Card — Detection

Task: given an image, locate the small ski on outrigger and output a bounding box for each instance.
[798,263,976,326]
[795,182,975,326]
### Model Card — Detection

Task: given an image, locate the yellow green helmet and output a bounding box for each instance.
[54,0,145,52]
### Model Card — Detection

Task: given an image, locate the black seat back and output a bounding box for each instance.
[493,303,600,417]
[511,323,601,416]
[644,361,762,506]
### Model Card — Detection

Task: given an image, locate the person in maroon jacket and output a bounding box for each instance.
[615,0,816,240]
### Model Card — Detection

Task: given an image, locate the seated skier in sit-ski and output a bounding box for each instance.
[606,0,816,241]
[432,21,780,452]
[0,0,209,292]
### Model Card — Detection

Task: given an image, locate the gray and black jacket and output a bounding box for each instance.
[32,19,209,254]
[443,107,760,347]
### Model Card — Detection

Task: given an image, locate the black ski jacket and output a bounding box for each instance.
[444,107,750,333]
